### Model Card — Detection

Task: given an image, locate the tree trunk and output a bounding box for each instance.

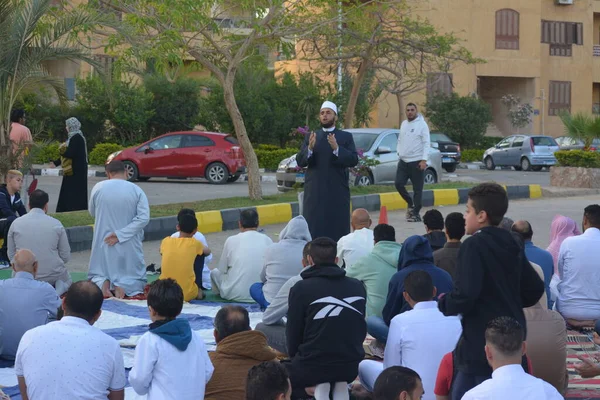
[344,57,372,128]
[396,92,405,128]
[222,76,263,200]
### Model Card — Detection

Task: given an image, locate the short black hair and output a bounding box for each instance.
[177,208,195,220]
[10,109,25,123]
[374,224,396,243]
[585,204,600,228]
[445,212,465,240]
[64,281,104,322]
[499,217,514,231]
[246,361,290,400]
[468,183,508,226]
[178,213,198,234]
[423,209,444,230]
[214,305,251,340]
[406,103,417,110]
[302,242,311,260]
[403,270,434,302]
[308,237,337,265]
[485,316,524,357]
[29,189,49,209]
[511,220,533,241]
[240,209,259,229]
[105,160,125,174]
[373,366,421,400]
[147,278,184,318]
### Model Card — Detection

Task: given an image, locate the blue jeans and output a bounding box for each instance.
[366,316,389,343]
[250,282,270,309]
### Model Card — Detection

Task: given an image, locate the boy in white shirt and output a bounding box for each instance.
[129,278,214,400]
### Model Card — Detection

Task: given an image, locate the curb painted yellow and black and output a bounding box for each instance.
[57,184,543,253]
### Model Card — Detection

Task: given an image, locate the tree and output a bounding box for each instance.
[425,93,492,148]
[501,94,533,133]
[559,112,600,149]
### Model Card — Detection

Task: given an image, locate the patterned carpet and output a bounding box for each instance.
[566,329,600,399]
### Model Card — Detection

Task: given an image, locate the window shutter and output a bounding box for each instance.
[496,9,520,50]
[549,81,571,116]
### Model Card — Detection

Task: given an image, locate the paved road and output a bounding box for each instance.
[38,169,550,213]
[66,194,592,273]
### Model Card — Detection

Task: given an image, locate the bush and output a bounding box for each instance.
[32,142,61,164]
[461,149,485,163]
[89,143,124,165]
[255,148,298,171]
[555,150,600,168]
[257,144,281,151]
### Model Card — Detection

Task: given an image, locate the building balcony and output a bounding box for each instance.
[595,45,600,57]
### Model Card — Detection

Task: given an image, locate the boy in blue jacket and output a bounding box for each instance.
[0,170,26,266]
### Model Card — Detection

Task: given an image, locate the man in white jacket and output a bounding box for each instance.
[396,103,430,222]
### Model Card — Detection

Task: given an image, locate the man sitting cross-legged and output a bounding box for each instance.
[358,271,461,400]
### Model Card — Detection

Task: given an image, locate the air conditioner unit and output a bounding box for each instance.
[556,0,573,5]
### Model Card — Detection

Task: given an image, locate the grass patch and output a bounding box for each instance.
[51,181,476,228]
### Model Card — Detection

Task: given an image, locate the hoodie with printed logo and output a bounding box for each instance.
[397,114,431,163]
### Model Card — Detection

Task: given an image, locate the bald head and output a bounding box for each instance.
[13,249,37,274]
[511,220,533,241]
[351,208,372,230]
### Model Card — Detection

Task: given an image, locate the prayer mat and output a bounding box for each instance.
[566,329,600,399]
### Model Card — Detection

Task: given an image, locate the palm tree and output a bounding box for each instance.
[559,112,600,149]
[0,0,108,178]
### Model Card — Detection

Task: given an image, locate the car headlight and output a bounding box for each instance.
[106,150,122,164]
[278,160,289,171]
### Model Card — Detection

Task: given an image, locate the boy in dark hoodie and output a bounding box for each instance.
[129,279,214,400]
[437,182,544,400]
[422,209,447,251]
[0,170,26,266]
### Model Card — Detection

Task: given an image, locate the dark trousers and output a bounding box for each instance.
[451,372,489,400]
[194,255,205,288]
[0,217,16,261]
[394,160,424,215]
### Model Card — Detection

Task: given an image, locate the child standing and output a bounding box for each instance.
[437,182,544,399]
[160,214,210,301]
[129,279,214,399]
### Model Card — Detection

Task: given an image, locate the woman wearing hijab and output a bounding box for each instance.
[547,215,581,276]
[50,117,89,212]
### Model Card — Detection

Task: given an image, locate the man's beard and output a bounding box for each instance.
[321,120,335,129]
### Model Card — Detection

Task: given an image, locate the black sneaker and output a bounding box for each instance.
[407,214,422,223]
[405,207,414,220]
[146,263,160,275]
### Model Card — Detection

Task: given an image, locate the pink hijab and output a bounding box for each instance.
[547,215,581,275]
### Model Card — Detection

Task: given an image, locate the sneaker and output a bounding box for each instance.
[407,213,422,223]
[0,260,10,270]
[405,207,414,220]
[146,263,159,275]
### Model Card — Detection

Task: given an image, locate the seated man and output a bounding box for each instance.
[512,220,554,309]
[160,213,211,301]
[205,305,277,400]
[250,215,311,309]
[0,170,27,267]
[255,243,311,354]
[422,209,446,251]
[373,366,423,400]
[347,224,401,318]
[462,317,563,400]
[7,189,71,295]
[337,208,374,269]
[171,208,213,290]
[15,281,126,399]
[368,235,453,343]
[246,361,292,400]
[433,212,464,279]
[284,237,366,400]
[0,249,61,360]
[212,209,273,302]
[557,204,600,323]
[359,271,462,400]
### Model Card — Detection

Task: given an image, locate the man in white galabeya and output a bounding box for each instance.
[396,103,430,223]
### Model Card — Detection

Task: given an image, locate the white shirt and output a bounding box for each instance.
[462,364,563,400]
[171,231,213,266]
[217,230,273,302]
[129,330,214,400]
[384,301,462,400]
[15,316,126,400]
[557,228,600,320]
[337,228,374,269]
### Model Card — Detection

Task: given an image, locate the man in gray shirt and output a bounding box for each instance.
[0,249,61,360]
[7,189,71,294]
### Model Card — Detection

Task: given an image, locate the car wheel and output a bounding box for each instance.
[513,166,522,171]
[520,157,531,171]
[444,164,457,173]
[206,162,229,184]
[354,172,373,186]
[485,157,495,170]
[531,166,543,172]
[123,161,139,182]
[227,174,241,183]
[424,169,437,184]
[138,177,150,182]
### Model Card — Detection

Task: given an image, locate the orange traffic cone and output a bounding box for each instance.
[378,205,388,225]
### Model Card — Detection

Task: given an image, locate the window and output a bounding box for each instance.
[224,136,239,145]
[92,54,117,76]
[496,9,520,50]
[549,81,571,116]
[511,136,525,147]
[147,135,183,150]
[426,73,453,100]
[532,136,558,146]
[183,134,215,147]
[64,78,76,101]
[497,137,514,149]
[378,134,397,151]
[541,20,583,57]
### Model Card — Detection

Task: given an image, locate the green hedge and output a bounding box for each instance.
[32,142,60,164]
[461,149,485,163]
[555,150,600,168]
[255,148,298,171]
[89,143,125,166]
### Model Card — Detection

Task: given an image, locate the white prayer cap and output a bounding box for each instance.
[320,101,338,115]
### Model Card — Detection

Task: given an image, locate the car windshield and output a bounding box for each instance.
[532,136,558,146]
[430,133,452,142]
[351,132,379,151]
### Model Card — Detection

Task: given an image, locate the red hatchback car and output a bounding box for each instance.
[106,131,246,184]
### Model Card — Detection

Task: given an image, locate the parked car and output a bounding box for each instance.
[430,132,461,173]
[276,128,443,192]
[105,131,246,183]
[555,136,600,152]
[482,135,559,171]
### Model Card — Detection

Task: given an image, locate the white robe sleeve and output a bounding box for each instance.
[383,319,403,369]
[114,189,150,243]
[217,237,231,273]
[129,334,157,395]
